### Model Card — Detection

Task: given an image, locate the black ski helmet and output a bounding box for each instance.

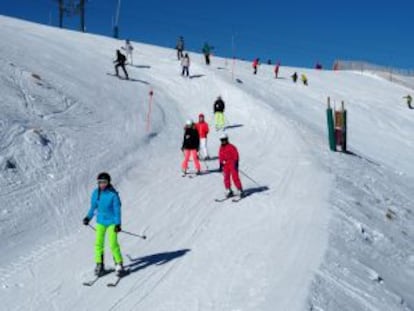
[97,172,111,183]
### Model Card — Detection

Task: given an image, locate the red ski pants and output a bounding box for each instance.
[182,149,201,171]
[223,163,242,190]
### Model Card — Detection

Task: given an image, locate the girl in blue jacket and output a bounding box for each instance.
[83,172,125,276]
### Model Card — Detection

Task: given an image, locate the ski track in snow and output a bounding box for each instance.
[0,16,413,311]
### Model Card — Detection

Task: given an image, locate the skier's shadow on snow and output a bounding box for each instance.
[128,78,150,84]
[129,64,151,69]
[126,249,191,274]
[189,74,205,79]
[204,156,219,161]
[242,186,270,198]
[145,132,158,142]
[106,72,150,85]
[224,124,244,130]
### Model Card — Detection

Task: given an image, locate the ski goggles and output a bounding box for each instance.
[97,179,109,185]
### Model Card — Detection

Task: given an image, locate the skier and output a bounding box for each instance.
[202,42,214,65]
[181,120,201,175]
[403,94,413,109]
[82,172,126,277]
[315,62,323,70]
[218,133,243,198]
[114,50,129,80]
[291,72,298,83]
[213,96,226,130]
[252,58,260,74]
[274,61,280,79]
[181,53,190,77]
[195,113,210,160]
[123,39,134,65]
[176,36,185,60]
[301,73,308,86]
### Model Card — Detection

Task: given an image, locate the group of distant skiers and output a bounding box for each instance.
[113,36,309,85]
[181,96,243,199]
[291,72,308,85]
[251,58,308,84]
[176,36,215,77]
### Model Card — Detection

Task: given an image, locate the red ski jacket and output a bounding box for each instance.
[195,121,209,139]
[219,143,239,166]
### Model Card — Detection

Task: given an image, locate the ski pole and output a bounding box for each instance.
[121,230,147,240]
[88,224,147,240]
[239,169,261,187]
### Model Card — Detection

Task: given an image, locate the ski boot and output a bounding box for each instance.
[115,263,126,277]
[235,188,245,198]
[225,188,234,198]
[94,263,105,276]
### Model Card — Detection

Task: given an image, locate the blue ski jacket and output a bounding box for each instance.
[86,187,121,226]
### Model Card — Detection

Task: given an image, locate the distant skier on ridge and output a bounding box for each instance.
[176,36,185,60]
[202,42,214,65]
[301,73,308,86]
[252,58,260,74]
[274,61,280,79]
[291,72,298,83]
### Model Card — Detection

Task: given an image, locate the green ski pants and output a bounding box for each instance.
[95,224,123,264]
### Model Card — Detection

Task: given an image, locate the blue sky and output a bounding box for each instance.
[1,1,413,68]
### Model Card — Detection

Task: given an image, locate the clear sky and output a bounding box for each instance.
[1,0,413,69]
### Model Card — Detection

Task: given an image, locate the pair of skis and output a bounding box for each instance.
[215,194,244,203]
[181,171,205,178]
[82,269,130,288]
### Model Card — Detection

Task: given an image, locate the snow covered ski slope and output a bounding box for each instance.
[0,16,413,311]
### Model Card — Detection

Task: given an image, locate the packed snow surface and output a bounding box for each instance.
[0,16,413,311]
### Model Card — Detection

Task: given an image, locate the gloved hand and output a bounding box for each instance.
[115,224,122,233]
[234,160,239,171]
[83,217,90,226]
[219,163,223,172]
